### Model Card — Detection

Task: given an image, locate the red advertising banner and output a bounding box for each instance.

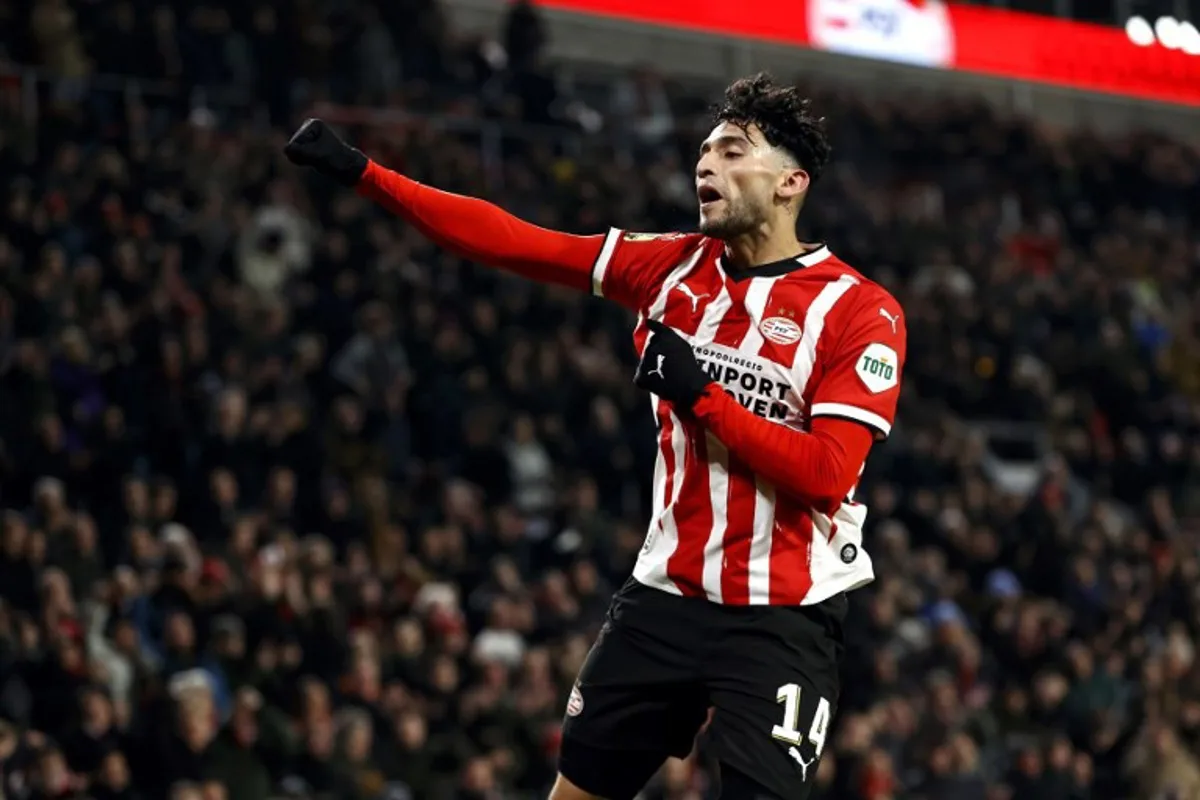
[534,0,1200,106]
[534,0,813,47]
[946,4,1200,106]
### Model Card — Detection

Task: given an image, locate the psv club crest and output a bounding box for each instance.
[760,315,803,346]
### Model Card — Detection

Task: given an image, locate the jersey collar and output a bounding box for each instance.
[721,244,832,282]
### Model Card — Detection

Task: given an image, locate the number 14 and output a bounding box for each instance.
[771,683,830,757]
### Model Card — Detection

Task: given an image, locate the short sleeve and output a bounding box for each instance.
[809,289,907,440]
[591,228,705,312]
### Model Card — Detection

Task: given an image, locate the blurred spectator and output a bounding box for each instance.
[503,0,546,76]
[610,67,676,156]
[29,0,89,80]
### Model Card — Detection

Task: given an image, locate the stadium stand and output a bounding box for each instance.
[2,1,1200,798]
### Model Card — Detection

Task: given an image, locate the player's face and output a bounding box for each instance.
[695,122,795,239]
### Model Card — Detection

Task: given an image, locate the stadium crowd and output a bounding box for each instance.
[3,0,1200,798]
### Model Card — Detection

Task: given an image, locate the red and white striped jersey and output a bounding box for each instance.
[591,229,907,606]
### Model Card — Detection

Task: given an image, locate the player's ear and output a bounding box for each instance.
[777,166,810,202]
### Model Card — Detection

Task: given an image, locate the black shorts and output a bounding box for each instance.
[559,578,846,799]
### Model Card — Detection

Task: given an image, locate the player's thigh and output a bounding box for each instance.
[556,739,688,800]
[715,762,789,800]
[559,586,710,798]
[704,598,845,800]
[559,634,708,798]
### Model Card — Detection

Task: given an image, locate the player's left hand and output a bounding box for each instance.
[635,320,713,410]
[283,119,368,187]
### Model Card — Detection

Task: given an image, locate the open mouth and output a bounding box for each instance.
[697,186,723,205]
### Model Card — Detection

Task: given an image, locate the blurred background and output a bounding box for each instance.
[1,0,1200,798]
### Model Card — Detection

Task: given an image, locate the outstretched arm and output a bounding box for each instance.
[283,118,602,290]
[357,161,602,291]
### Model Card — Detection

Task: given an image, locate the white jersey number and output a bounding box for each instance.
[770,682,831,758]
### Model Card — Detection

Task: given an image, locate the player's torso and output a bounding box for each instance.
[638,239,861,432]
[631,238,876,606]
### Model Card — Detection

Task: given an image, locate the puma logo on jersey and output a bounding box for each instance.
[788,747,816,782]
[675,283,709,312]
[878,307,901,333]
[647,354,666,380]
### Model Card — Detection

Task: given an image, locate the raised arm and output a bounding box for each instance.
[356,161,602,290]
[284,119,601,290]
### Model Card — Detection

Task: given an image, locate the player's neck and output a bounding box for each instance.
[722,226,805,271]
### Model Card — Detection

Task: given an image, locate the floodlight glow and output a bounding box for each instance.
[1154,15,1182,49]
[1179,19,1200,54]
[1125,15,1155,45]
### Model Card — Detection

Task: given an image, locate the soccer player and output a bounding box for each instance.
[285,73,905,800]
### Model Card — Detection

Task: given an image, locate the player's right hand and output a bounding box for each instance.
[283,119,369,187]
[635,320,713,410]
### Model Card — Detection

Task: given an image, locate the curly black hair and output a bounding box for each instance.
[713,73,832,183]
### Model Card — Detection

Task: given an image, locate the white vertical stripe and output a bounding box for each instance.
[792,274,859,393]
[807,509,836,598]
[777,273,860,603]
[701,434,728,602]
[647,407,668,521]
[735,275,781,603]
[737,277,778,355]
[633,242,709,593]
[632,397,688,594]
[646,246,706,322]
[693,283,731,345]
[590,228,622,297]
[746,478,777,604]
[693,274,736,602]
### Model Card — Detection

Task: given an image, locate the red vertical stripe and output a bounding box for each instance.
[768,496,815,605]
[719,457,757,604]
[659,258,733,598]
[712,277,753,348]
[653,401,678,562]
[666,419,711,596]
[632,318,651,367]
[658,256,724,336]
[755,283,805,367]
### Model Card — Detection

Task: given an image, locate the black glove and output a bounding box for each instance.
[634,320,713,410]
[283,119,368,187]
